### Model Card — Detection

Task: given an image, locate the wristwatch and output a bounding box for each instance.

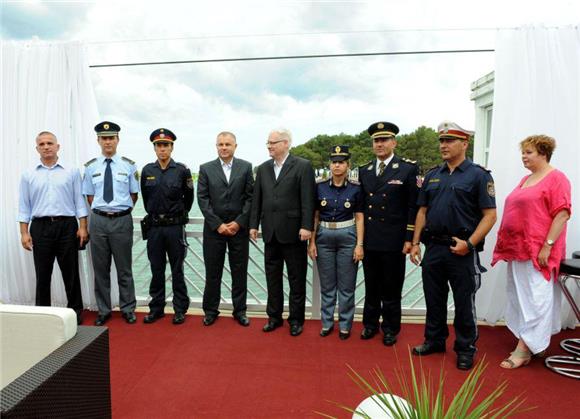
[466,239,475,251]
[545,239,555,246]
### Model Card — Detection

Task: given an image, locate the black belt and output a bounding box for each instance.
[33,216,75,222]
[92,208,132,218]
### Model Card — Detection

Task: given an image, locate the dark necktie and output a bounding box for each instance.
[378,161,386,176]
[104,158,113,203]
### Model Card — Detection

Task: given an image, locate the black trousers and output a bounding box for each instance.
[421,243,482,356]
[264,237,307,325]
[202,227,249,317]
[147,224,190,315]
[29,217,83,314]
[362,250,406,335]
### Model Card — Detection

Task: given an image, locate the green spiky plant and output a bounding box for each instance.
[317,350,534,418]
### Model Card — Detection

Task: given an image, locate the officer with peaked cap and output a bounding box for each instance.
[83,121,139,326]
[308,145,364,340]
[410,120,497,370]
[141,128,194,325]
[358,122,420,347]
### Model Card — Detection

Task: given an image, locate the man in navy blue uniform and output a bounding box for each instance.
[410,121,497,370]
[141,128,194,325]
[358,122,419,346]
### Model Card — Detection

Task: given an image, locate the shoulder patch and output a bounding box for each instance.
[84,158,97,167]
[121,156,136,165]
[402,157,417,165]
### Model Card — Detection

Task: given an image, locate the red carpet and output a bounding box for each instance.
[82,312,579,418]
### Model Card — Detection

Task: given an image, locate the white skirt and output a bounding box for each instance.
[505,260,562,354]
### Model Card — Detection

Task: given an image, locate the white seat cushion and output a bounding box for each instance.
[0,304,77,388]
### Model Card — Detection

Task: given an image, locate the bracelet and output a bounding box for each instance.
[357,243,364,247]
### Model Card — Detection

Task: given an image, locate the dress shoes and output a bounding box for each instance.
[262,319,283,332]
[412,342,446,356]
[234,314,250,327]
[290,324,303,336]
[94,313,111,326]
[457,354,474,371]
[203,315,217,326]
[383,333,397,346]
[122,311,137,324]
[320,326,334,337]
[143,312,165,324]
[360,327,377,340]
[339,330,351,340]
[173,313,186,325]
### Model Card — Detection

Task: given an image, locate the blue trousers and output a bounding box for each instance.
[315,225,358,331]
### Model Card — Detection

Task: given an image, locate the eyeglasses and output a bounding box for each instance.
[265,140,287,146]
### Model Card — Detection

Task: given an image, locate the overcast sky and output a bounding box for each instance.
[2,0,579,169]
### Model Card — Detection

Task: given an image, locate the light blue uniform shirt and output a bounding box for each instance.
[82,154,140,212]
[18,160,89,223]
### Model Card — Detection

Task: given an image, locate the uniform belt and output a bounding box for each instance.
[33,216,75,222]
[92,208,132,218]
[319,219,355,229]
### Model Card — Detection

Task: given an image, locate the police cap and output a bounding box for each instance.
[94,121,120,137]
[150,128,177,144]
[437,121,474,141]
[367,121,399,139]
[329,145,350,162]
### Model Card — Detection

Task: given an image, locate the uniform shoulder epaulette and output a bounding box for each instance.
[348,179,360,185]
[176,162,189,169]
[121,156,136,165]
[84,158,97,167]
[359,161,373,169]
[401,157,417,165]
[473,163,491,173]
[425,164,440,174]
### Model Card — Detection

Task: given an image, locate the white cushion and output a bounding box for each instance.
[0,304,77,389]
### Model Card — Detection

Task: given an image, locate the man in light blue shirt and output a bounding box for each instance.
[82,121,139,326]
[18,131,88,325]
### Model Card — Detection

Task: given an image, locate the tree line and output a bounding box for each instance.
[291,126,474,175]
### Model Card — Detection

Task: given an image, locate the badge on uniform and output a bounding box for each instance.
[344,201,351,208]
[487,181,495,197]
[388,179,403,185]
[416,175,423,188]
[321,199,327,207]
[367,165,373,171]
[392,163,399,169]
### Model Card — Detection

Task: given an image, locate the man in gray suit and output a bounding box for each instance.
[250,128,316,336]
[198,132,254,327]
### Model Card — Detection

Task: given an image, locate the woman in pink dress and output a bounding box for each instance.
[492,135,571,369]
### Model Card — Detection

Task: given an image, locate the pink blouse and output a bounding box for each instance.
[492,169,571,281]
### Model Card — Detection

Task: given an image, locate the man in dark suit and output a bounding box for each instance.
[250,128,316,336]
[198,131,254,327]
[358,121,419,346]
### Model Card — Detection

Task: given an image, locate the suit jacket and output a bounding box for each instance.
[250,154,316,244]
[358,155,419,252]
[197,157,254,233]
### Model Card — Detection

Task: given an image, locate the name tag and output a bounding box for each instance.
[92,173,101,177]
[428,179,440,183]
[117,172,128,176]
[146,176,156,180]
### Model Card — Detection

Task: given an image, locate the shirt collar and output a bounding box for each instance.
[273,153,289,168]
[36,159,65,170]
[154,158,176,168]
[442,158,471,173]
[220,157,234,168]
[328,178,348,189]
[376,154,395,168]
[99,154,119,164]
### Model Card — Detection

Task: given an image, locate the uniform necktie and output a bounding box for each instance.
[104,158,113,203]
[378,161,386,176]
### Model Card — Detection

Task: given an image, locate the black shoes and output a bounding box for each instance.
[234,314,250,327]
[360,327,377,340]
[94,313,111,326]
[143,312,165,324]
[203,315,217,326]
[263,319,283,332]
[383,333,397,346]
[339,330,351,340]
[290,324,303,336]
[412,342,446,356]
[173,313,186,325]
[122,311,136,324]
[457,354,474,370]
[320,326,334,337]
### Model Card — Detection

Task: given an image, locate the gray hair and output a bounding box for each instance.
[36,131,57,142]
[270,128,292,146]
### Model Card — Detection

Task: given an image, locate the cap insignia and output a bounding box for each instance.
[103,123,109,130]
[378,123,384,129]
[160,133,165,138]
[335,146,341,153]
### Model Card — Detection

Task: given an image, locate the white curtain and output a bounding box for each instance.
[0,40,106,309]
[476,26,580,329]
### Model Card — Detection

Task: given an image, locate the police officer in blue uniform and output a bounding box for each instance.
[410,121,497,370]
[358,122,419,346]
[308,146,364,340]
[83,121,139,326]
[141,128,194,325]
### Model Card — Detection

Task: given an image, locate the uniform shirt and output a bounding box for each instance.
[18,160,88,223]
[141,159,194,216]
[316,179,363,222]
[82,154,139,211]
[418,158,496,237]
